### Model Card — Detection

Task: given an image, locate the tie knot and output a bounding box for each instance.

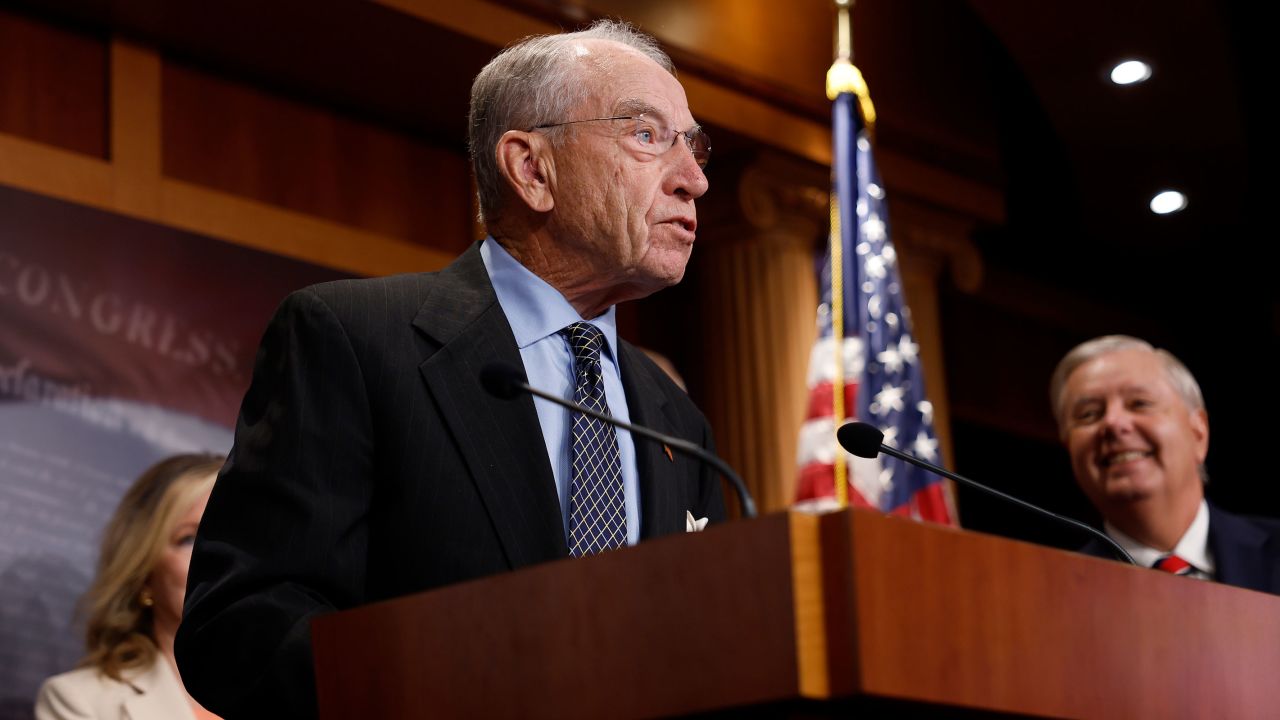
[560,322,605,364]
[1153,554,1194,575]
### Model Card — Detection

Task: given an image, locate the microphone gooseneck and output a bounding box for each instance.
[836,421,1136,565]
[480,362,757,519]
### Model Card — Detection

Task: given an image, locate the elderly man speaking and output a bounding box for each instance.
[176,21,725,719]
[1050,335,1280,594]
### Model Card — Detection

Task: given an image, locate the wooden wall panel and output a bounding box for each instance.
[161,62,475,256]
[0,8,107,158]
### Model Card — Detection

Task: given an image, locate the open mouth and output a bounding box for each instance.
[662,217,697,233]
[1099,449,1152,467]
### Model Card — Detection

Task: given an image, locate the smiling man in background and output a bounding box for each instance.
[1050,334,1280,593]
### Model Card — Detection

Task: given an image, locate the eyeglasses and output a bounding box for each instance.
[531,114,711,169]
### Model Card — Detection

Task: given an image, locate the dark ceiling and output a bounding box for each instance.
[967,0,1269,308]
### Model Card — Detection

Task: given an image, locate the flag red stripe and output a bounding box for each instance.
[887,482,953,524]
[804,381,858,421]
[795,460,872,507]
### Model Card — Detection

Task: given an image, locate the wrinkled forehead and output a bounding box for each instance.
[1067,349,1175,400]
[569,39,693,126]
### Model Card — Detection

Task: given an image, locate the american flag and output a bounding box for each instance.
[794,90,954,524]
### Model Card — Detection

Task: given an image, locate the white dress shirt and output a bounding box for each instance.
[1105,499,1215,579]
[479,238,641,545]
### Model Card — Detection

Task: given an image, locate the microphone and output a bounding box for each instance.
[480,362,757,519]
[836,422,1136,565]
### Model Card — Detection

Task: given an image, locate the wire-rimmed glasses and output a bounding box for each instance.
[531,114,711,169]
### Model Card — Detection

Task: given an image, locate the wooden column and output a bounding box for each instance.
[696,152,828,514]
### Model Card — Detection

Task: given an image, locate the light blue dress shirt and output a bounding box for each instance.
[480,238,641,545]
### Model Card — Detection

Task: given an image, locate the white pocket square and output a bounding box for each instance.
[686,510,709,532]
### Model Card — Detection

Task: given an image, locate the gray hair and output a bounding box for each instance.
[467,19,675,226]
[1049,334,1206,434]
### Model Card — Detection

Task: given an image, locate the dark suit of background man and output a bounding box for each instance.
[175,20,725,719]
[1050,335,1280,594]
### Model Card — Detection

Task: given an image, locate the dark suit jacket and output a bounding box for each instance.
[1081,502,1280,595]
[175,243,726,719]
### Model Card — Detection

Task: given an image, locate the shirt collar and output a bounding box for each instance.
[479,237,618,358]
[1105,499,1214,574]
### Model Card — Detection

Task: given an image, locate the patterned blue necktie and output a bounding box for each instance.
[560,322,627,556]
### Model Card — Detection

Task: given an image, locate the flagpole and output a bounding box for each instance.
[834,0,852,61]
[827,1,876,133]
[826,0,855,508]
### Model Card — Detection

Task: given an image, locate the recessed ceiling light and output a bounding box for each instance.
[1150,190,1187,215]
[1110,60,1152,85]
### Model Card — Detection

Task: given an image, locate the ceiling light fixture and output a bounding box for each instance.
[1150,190,1187,215]
[1110,60,1152,85]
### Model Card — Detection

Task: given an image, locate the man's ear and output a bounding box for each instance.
[1190,407,1210,464]
[495,130,554,213]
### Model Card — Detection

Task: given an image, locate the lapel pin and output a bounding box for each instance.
[663,444,674,462]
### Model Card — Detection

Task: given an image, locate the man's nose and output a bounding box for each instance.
[667,143,709,199]
[1100,401,1134,437]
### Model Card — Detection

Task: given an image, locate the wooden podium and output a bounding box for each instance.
[311,510,1280,718]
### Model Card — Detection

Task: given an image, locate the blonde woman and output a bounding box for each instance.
[36,454,224,720]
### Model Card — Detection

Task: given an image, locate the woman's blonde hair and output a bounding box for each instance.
[79,453,222,681]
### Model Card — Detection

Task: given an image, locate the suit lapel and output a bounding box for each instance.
[618,343,685,539]
[1208,503,1272,593]
[414,244,567,568]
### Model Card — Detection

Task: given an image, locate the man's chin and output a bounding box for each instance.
[1100,476,1160,503]
[610,266,686,305]
[656,265,687,287]
[637,252,690,288]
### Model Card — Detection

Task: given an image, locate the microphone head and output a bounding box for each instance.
[836,422,884,459]
[479,363,527,400]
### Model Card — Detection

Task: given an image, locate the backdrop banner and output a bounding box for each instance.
[0,183,350,718]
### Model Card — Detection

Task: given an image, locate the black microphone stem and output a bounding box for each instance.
[876,443,1137,566]
[520,382,757,519]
